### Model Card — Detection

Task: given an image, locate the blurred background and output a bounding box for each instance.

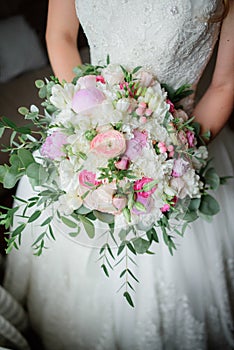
[0,0,90,255]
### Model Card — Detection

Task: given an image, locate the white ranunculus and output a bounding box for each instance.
[58,159,78,193]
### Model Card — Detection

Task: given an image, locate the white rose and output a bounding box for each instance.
[59,192,82,215]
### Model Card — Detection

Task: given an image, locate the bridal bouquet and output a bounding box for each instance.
[0,59,224,306]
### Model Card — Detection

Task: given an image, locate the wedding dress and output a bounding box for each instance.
[4,0,234,349]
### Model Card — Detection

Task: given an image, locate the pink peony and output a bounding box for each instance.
[79,170,100,189]
[90,130,126,158]
[124,130,148,161]
[72,87,105,114]
[77,75,97,89]
[41,131,67,160]
[133,177,157,198]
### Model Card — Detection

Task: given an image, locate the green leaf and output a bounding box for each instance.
[61,216,77,228]
[75,205,92,215]
[0,165,7,183]
[204,168,220,190]
[133,237,151,254]
[142,180,158,192]
[199,194,220,216]
[28,210,41,223]
[183,210,198,222]
[0,127,4,138]
[79,215,95,238]
[123,291,134,307]
[93,210,114,224]
[18,107,29,115]
[188,198,201,211]
[3,168,19,188]
[133,201,146,212]
[17,149,35,168]
[35,80,45,88]
[26,163,48,186]
[69,227,81,237]
[101,263,109,277]
[132,66,142,74]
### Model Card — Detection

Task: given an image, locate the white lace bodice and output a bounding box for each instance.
[75,0,221,91]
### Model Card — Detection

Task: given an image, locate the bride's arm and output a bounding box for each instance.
[193,0,234,138]
[46,0,82,82]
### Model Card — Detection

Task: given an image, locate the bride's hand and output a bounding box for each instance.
[46,0,82,82]
[193,0,234,139]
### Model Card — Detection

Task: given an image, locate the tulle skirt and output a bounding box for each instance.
[4,126,234,350]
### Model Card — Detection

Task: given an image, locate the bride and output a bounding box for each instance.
[4,0,234,349]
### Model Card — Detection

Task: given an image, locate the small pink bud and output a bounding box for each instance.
[136,107,145,116]
[169,151,175,157]
[96,75,105,84]
[167,145,174,152]
[160,146,167,153]
[158,142,165,148]
[161,203,170,213]
[115,156,130,170]
[145,108,153,117]
[138,102,147,109]
[112,195,127,211]
[140,116,147,124]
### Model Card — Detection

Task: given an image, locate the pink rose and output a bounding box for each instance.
[72,87,106,114]
[172,158,190,178]
[133,177,157,198]
[186,130,195,148]
[96,75,105,84]
[77,75,97,89]
[79,170,100,189]
[124,130,148,161]
[90,130,126,158]
[132,194,153,215]
[41,131,67,160]
[115,156,129,170]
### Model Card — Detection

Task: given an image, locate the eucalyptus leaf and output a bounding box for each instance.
[79,215,95,238]
[28,210,41,223]
[61,216,77,228]
[199,194,220,216]
[204,168,220,190]
[93,210,114,224]
[17,149,35,168]
[188,198,201,211]
[133,237,150,254]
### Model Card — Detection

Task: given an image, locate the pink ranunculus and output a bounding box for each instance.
[41,131,67,161]
[172,158,190,178]
[131,194,153,215]
[72,87,106,114]
[79,170,100,189]
[124,130,148,161]
[77,75,97,89]
[112,195,127,211]
[133,177,157,198]
[90,130,126,158]
[186,130,195,148]
[115,156,130,170]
